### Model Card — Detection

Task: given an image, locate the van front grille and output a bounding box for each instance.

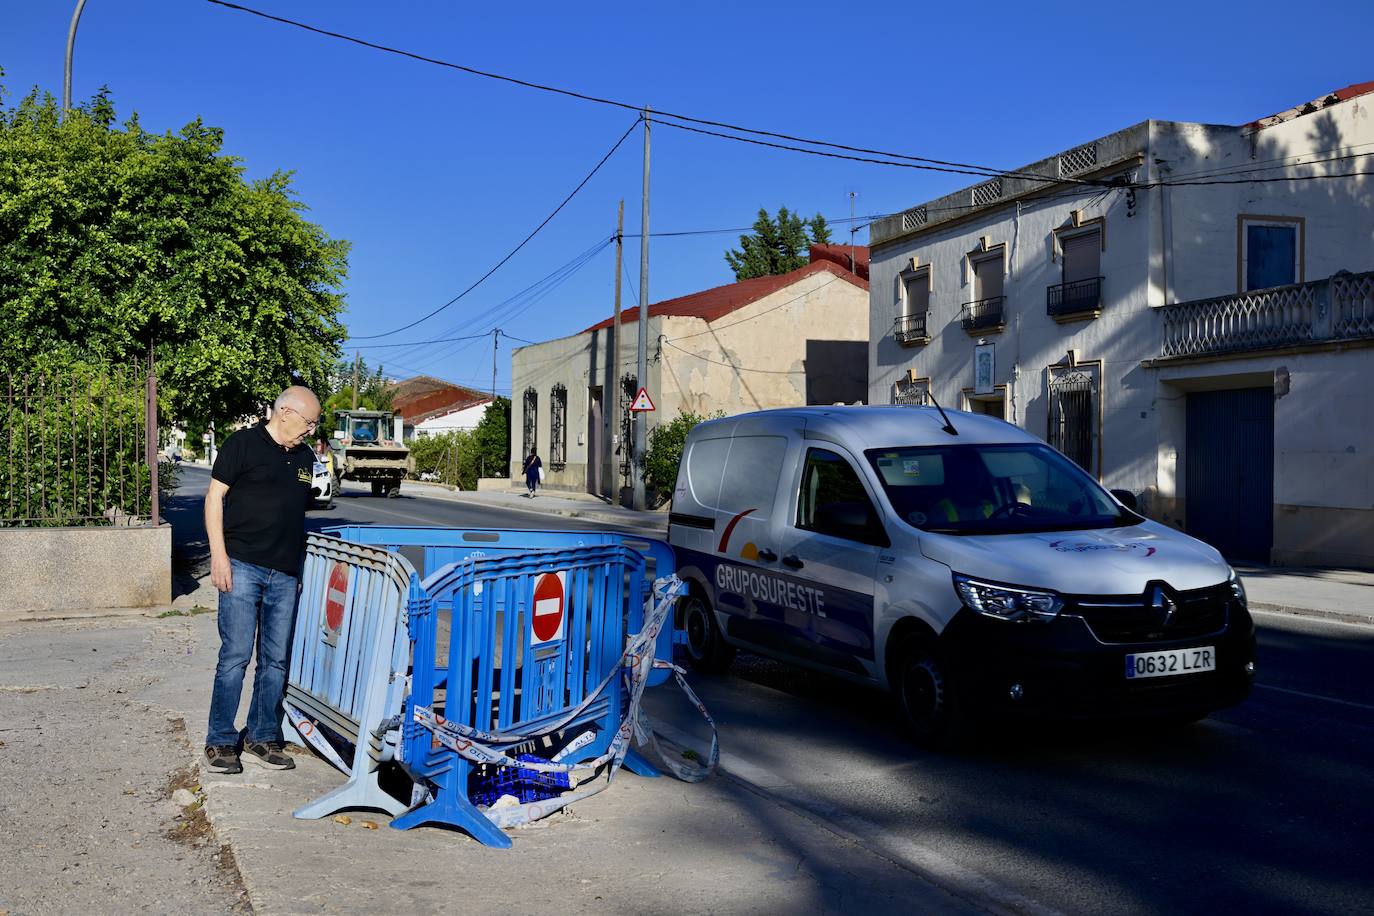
[1065,582,1232,644]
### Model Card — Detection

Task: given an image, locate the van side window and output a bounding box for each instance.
[796,448,889,547]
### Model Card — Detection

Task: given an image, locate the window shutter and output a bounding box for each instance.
[974,255,1004,300]
[903,274,929,316]
[1245,225,1296,290]
[1062,230,1101,284]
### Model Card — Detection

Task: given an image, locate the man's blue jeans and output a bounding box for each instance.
[206,558,298,747]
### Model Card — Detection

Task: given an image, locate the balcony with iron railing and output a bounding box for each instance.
[1047,276,1103,321]
[1156,271,1374,360]
[892,311,930,346]
[961,296,1006,333]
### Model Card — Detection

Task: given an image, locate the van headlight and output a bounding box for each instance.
[953,574,1064,623]
[1228,568,1247,606]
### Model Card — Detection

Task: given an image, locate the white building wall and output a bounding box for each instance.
[868,156,1155,493]
[869,91,1374,567]
[511,266,868,495]
[412,401,490,438]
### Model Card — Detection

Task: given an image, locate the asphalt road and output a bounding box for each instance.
[169,465,1374,915]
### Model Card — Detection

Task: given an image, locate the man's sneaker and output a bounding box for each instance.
[204,745,242,774]
[243,741,296,770]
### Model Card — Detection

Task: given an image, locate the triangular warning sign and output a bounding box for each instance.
[629,387,656,412]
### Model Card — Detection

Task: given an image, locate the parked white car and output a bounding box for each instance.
[310,460,334,509]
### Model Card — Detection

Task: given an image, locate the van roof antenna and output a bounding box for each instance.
[924,389,959,436]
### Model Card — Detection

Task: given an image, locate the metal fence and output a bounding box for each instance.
[0,361,161,527]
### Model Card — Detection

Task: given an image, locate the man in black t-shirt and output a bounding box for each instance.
[203,386,320,774]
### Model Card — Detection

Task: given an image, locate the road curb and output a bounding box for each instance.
[1248,602,1374,627]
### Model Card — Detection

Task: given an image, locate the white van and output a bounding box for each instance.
[667,406,1255,746]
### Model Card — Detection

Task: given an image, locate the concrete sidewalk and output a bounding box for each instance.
[1233,564,1374,625]
[403,479,669,533]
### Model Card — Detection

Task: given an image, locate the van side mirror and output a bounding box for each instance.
[1110,488,1138,511]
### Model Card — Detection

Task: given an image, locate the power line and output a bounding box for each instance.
[205,0,1101,186]
[355,332,488,350]
[348,117,640,340]
[366,238,610,370]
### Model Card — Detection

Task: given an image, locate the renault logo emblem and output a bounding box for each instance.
[1149,584,1177,627]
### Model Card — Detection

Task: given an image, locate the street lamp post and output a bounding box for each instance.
[64,0,90,110]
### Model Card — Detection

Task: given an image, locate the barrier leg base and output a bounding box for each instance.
[622,747,660,778]
[293,776,409,820]
[391,795,512,849]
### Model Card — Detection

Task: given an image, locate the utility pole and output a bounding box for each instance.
[491,328,500,401]
[633,110,650,511]
[63,0,89,110]
[849,191,857,274]
[352,351,360,409]
[610,200,624,501]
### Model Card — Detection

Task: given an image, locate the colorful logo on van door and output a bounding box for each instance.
[717,508,758,557]
[1048,540,1157,558]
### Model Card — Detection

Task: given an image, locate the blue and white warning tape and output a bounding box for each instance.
[412,575,719,826]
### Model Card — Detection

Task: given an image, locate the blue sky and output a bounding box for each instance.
[4,1,1371,395]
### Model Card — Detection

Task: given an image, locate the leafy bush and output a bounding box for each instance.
[643,410,722,507]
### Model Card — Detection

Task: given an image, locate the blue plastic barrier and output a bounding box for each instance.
[281,534,415,819]
[391,543,661,846]
[324,526,680,685]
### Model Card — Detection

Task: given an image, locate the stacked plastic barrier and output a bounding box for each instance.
[281,534,416,819]
[285,526,718,848]
[324,526,681,687]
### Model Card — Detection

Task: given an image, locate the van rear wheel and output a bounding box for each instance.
[680,591,734,673]
[892,635,972,750]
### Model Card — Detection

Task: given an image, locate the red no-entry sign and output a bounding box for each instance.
[325,562,349,636]
[531,572,566,645]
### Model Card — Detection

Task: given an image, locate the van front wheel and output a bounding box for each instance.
[892,635,972,750]
[680,591,734,673]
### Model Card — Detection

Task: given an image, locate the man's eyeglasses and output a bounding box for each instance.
[282,406,320,430]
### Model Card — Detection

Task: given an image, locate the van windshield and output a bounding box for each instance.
[865,443,1138,535]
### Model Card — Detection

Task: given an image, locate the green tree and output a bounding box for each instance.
[724,207,833,280]
[0,82,349,428]
[471,397,511,480]
[643,409,722,506]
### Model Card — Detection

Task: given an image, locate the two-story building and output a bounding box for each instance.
[869,82,1374,569]
[512,244,870,498]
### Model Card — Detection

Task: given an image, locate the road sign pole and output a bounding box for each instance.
[634,108,650,511]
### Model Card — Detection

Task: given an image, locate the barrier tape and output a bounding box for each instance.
[411,576,719,827]
[284,700,353,776]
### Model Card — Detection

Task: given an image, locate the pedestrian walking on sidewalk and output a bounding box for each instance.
[203,386,320,775]
[522,448,542,497]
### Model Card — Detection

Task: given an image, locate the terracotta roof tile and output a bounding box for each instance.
[1242,80,1374,130]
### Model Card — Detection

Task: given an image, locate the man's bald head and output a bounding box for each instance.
[269,386,322,448]
[274,386,320,414]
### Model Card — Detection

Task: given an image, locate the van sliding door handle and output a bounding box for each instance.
[781,554,805,569]
[756,548,778,562]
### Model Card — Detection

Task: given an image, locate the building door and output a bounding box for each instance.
[587,386,603,497]
[1185,388,1274,562]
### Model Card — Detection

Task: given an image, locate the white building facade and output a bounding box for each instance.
[512,253,870,499]
[869,83,1374,569]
